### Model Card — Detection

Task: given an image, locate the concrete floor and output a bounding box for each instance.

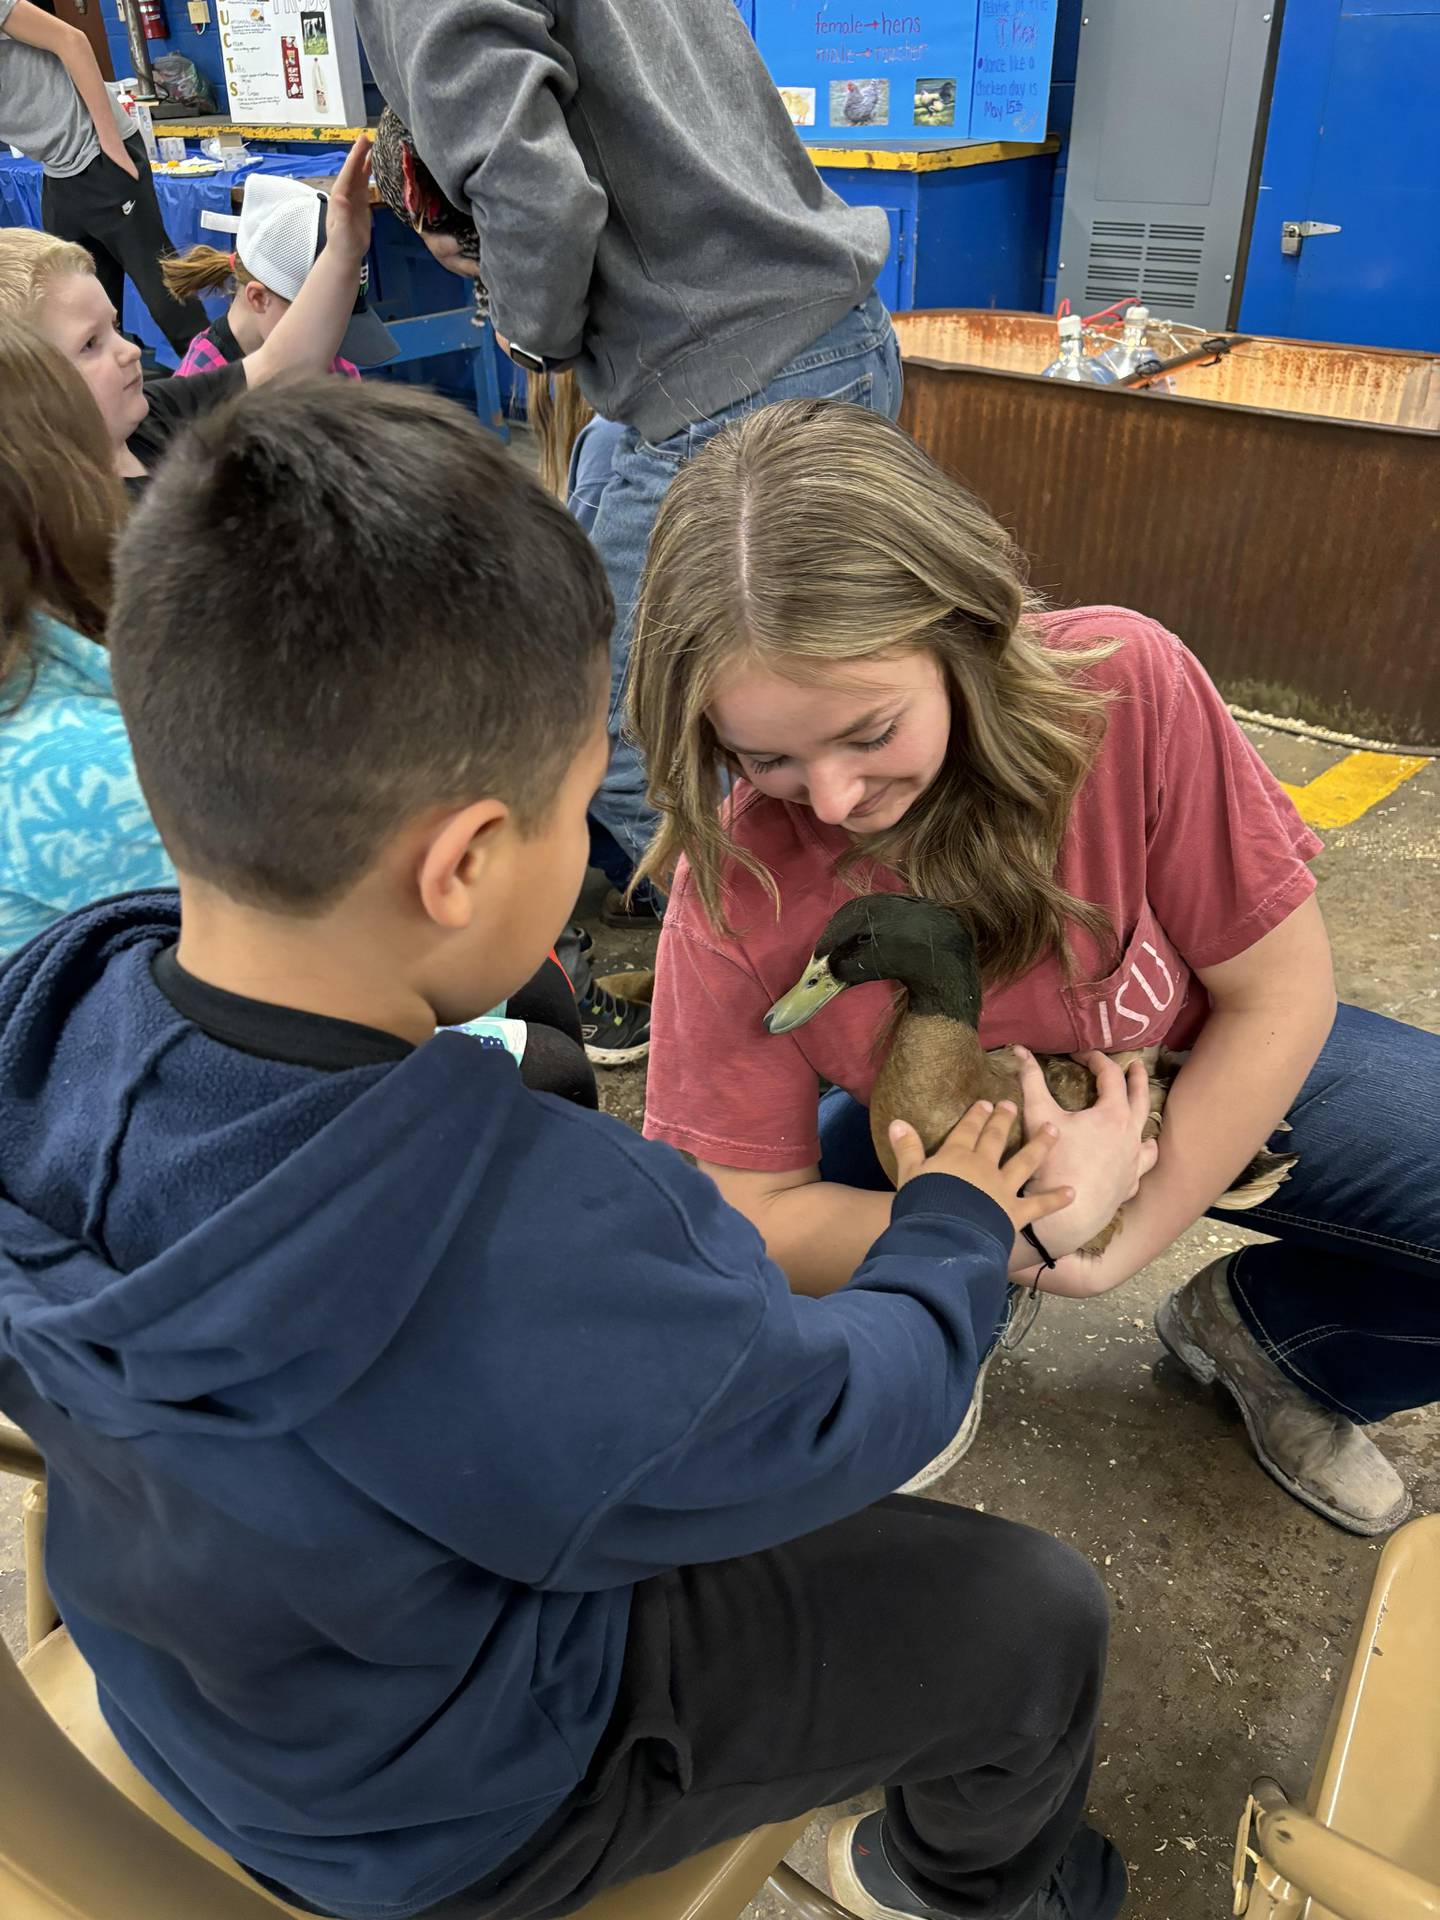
[2,722,1435,1920]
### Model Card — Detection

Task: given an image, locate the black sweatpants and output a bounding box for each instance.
[41,136,206,356]
[420,1500,1109,1920]
[508,955,597,1110]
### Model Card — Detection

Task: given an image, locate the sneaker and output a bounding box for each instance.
[827,1810,1126,1920]
[554,922,594,988]
[576,975,650,1067]
[896,1290,1043,1495]
[601,884,664,930]
[1155,1256,1412,1536]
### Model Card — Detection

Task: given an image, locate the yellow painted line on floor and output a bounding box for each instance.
[1281,751,1431,828]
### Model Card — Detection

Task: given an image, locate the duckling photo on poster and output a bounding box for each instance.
[913,77,956,127]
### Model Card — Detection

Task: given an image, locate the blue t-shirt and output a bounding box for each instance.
[0,616,174,957]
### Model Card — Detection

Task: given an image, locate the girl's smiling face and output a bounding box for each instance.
[708,649,952,834]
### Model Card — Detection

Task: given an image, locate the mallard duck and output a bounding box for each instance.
[764,895,1296,1257]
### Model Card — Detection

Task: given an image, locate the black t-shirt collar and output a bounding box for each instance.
[152,945,412,1071]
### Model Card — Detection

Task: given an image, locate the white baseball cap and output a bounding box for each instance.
[235,173,397,367]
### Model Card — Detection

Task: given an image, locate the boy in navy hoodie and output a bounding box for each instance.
[0,380,1124,1920]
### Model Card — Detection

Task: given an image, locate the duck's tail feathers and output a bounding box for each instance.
[1218,1149,1299,1211]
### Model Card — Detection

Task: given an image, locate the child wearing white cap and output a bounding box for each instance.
[0,137,378,500]
[163,173,396,379]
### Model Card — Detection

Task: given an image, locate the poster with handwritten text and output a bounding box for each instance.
[971,0,1057,141]
[752,1,1055,142]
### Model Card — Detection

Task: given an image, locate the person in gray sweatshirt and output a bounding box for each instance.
[354,0,903,887]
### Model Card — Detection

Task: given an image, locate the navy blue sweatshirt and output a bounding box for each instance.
[0,896,1010,1918]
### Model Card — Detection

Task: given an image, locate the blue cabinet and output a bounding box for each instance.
[816,144,1055,310]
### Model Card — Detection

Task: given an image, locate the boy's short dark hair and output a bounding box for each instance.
[110,378,613,912]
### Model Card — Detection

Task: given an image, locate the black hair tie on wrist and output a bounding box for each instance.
[1021,1223,1056,1295]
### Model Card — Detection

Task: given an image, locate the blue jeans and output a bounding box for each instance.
[819,1003,1440,1426]
[576,292,905,869]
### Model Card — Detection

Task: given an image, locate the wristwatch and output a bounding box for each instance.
[505,343,577,376]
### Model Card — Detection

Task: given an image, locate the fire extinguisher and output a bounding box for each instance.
[137,0,169,39]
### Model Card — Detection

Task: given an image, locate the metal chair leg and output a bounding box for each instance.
[768,1861,862,1920]
[22,1480,58,1650]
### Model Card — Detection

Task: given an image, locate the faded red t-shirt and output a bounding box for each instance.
[643,608,1322,1173]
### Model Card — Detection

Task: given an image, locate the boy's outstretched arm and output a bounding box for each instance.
[546,1162,1018,1588]
[355,0,607,362]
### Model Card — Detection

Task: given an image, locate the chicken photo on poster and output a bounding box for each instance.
[913,77,956,127]
[777,85,816,126]
[302,9,329,53]
[830,78,888,127]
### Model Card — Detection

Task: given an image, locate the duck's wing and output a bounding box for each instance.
[1218,1148,1299,1210]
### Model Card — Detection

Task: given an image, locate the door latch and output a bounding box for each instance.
[1281,220,1341,257]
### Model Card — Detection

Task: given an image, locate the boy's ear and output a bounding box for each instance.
[243,280,270,315]
[416,798,510,930]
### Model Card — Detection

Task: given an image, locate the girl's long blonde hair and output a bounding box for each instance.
[629,399,1117,985]
[0,326,126,710]
[525,368,593,497]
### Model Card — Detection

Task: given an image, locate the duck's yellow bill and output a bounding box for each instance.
[764,956,845,1035]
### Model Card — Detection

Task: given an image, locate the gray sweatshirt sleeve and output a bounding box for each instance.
[357,0,608,360]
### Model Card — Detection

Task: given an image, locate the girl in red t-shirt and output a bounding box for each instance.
[634,399,1437,1540]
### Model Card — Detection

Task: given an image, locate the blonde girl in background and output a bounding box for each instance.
[0,327,171,955]
[633,398,1439,1540]
[162,173,399,381]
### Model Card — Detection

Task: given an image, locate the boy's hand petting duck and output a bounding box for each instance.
[765,895,1297,1260]
[889,1098,1072,1243]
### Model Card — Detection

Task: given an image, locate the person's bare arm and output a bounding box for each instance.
[1040,895,1337,1298]
[4,2,137,177]
[241,137,373,387]
[700,1162,898,1298]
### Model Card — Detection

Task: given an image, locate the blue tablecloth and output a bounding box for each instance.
[0,146,349,361]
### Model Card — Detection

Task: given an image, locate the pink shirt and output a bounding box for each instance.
[643,608,1321,1173]
[174,330,359,381]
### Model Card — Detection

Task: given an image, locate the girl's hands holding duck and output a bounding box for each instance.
[889,1100,1073,1239]
[1010,1050,1160,1274]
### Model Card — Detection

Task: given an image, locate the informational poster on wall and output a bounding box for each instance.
[752,1,1056,144]
[971,0,1056,140]
[217,0,367,128]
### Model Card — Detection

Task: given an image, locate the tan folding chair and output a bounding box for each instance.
[0,1422,854,1920]
[1233,1514,1440,1919]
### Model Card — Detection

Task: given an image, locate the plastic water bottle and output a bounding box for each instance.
[1098,305,1174,391]
[1041,314,1118,384]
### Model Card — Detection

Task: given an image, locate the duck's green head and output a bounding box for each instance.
[764,895,982,1035]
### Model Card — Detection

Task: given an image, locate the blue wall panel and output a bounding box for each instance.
[1239,0,1440,348]
[103,6,228,107]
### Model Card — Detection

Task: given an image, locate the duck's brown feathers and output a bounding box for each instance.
[869,1022,1293,1257]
